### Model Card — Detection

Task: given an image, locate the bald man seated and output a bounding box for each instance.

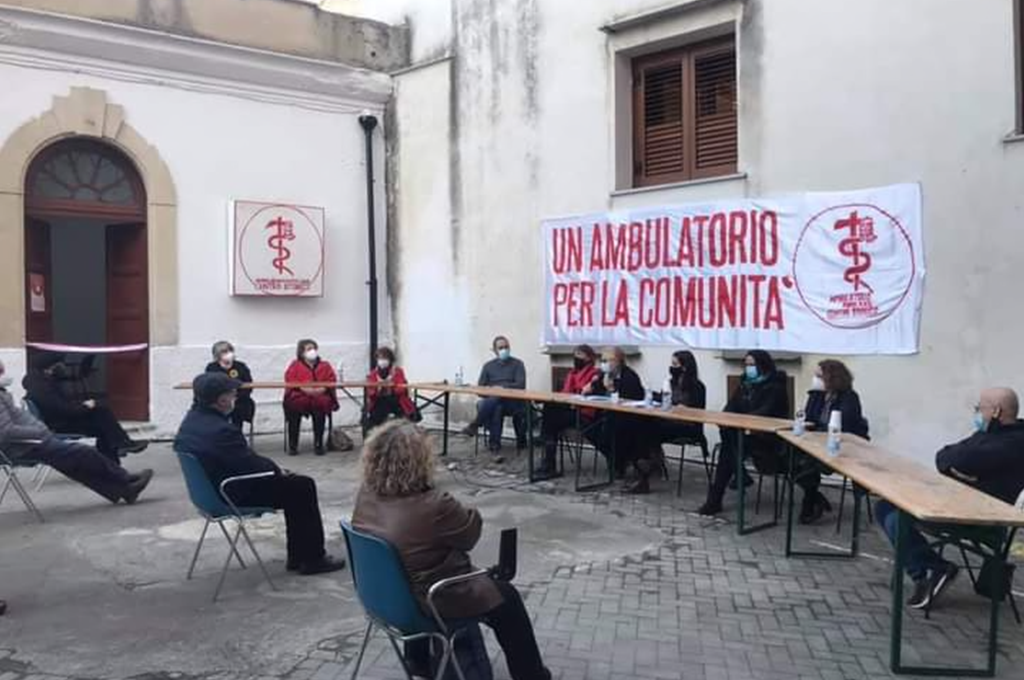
[876,387,1024,610]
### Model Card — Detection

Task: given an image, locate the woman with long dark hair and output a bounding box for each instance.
[659,350,706,441]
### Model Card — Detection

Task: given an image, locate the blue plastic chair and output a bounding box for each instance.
[175,450,278,601]
[340,520,490,680]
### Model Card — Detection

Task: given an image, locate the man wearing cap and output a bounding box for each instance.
[0,359,153,504]
[174,373,346,576]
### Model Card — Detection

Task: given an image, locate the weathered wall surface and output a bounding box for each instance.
[2,0,409,70]
[384,0,1024,463]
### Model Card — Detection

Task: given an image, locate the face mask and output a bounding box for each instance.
[0,374,11,389]
[669,366,683,379]
[573,357,587,370]
[497,348,511,361]
[744,365,759,381]
[600,361,611,374]
[220,352,235,364]
[377,358,391,370]
[973,411,987,433]
[811,376,825,391]
[303,349,318,362]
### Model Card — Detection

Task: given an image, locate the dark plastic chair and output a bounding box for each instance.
[341,519,490,680]
[175,450,278,601]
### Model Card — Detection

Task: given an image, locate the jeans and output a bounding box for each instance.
[19,437,132,502]
[477,398,525,449]
[226,473,326,565]
[407,580,549,680]
[875,499,948,581]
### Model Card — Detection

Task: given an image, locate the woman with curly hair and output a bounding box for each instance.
[352,421,551,680]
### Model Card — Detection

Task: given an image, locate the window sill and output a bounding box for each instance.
[1003,132,1024,145]
[612,172,747,198]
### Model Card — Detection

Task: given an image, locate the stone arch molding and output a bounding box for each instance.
[0,87,178,346]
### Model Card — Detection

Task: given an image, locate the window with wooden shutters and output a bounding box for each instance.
[633,38,737,187]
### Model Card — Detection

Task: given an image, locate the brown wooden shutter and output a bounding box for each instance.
[633,51,687,187]
[632,37,737,187]
[692,41,737,178]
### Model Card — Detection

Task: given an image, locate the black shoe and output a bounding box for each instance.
[728,473,755,491]
[927,562,959,608]
[461,423,479,437]
[625,477,650,495]
[286,558,299,572]
[0,599,6,616]
[907,577,932,609]
[117,440,149,456]
[288,448,299,456]
[314,446,326,456]
[697,499,723,516]
[516,440,528,451]
[297,554,347,575]
[123,469,154,505]
[799,492,832,525]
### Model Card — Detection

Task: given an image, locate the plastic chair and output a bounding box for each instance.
[663,433,712,496]
[175,450,278,601]
[281,407,334,453]
[0,441,46,522]
[341,519,489,680]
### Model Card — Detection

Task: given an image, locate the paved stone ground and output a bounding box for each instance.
[2,430,1023,680]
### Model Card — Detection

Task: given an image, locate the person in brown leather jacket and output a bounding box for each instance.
[352,421,551,680]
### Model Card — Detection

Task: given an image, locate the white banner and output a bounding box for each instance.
[543,183,924,354]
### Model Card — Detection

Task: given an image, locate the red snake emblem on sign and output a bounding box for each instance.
[265,216,296,276]
[234,202,325,297]
[792,203,915,330]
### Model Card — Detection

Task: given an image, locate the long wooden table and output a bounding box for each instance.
[409,382,792,534]
[779,430,1024,677]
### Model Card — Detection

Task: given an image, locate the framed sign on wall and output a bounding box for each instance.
[229,200,326,297]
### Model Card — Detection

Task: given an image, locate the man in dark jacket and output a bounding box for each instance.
[699,350,790,515]
[173,373,345,576]
[461,335,529,457]
[876,387,1024,610]
[22,352,146,464]
[0,359,152,504]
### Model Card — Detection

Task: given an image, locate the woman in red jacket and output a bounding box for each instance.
[283,338,338,456]
[538,344,598,474]
[363,346,418,431]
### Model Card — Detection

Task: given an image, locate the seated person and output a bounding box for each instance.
[364,347,418,430]
[659,350,707,442]
[175,373,346,576]
[876,387,1024,610]
[461,335,528,457]
[587,347,649,489]
[539,344,598,473]
[699,350,789,516]
[205,341,255,431]
[0,359,152,504]
[798,359,870,524]
[352,421,551,680]
[283,339,338,456]
[23,351,147,465]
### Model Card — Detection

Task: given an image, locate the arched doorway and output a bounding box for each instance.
[23,138,150,421]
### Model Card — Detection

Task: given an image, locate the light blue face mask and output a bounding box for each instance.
[974,411,987,433]
[744,365,759,381]
[497,348,511,361]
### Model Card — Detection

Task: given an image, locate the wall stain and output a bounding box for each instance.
[384,94,402,347]
[449,1,463,274]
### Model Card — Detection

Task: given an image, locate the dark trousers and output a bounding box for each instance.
[477,397,526,448]
[876,499,949,581]
[53,405,130,464]
[227,473,326,565]
[285,409,326,451]
[364,395,407,430]
[230,398,255,431]
[407,580,549,680]
[710,428,816,502]
[20,438,131,502]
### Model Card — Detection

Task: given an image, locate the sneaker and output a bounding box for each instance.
[298,554,347,576]
[927,562,960,608]
[122,469,154,505]
[907,577,932,609]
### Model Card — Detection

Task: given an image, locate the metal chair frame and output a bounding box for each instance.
[0,441,45,522]
[177,452,279,601]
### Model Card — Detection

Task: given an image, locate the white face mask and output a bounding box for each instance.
[811,376,825,391]
[303,349,318,362]
[220,351,235,364]
[600,361,612,374]
[377,358,391,370]
[0,374,11,389]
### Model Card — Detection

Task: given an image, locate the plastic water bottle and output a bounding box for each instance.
[610,391,620,404]
[661,378,673,411]
[455,366,465,386]
[826,410,842,456]
[337,361,344,382]
[793,408,806,436]
[643,388,653,407]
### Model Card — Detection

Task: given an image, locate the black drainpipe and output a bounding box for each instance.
[358,112,379,368]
